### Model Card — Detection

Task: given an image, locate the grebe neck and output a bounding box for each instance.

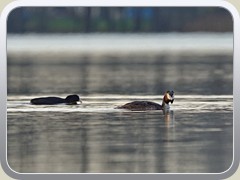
[162,101,170,109]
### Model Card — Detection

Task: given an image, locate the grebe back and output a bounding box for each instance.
[116,90,174,111]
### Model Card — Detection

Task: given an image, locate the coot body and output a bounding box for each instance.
[31,94,81,105]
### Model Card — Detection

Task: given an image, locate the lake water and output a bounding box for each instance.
[7,33,233,173]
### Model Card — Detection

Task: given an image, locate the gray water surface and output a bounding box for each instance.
[7,95,233,173]
[7,33,233,173]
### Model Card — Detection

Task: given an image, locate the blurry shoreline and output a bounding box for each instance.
[7,33,233,63]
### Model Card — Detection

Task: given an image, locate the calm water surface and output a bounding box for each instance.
[7,95,233,173]
[7,33,233,173]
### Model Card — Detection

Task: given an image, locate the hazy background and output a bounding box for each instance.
[7,7,232,33]
[7,7,233,96]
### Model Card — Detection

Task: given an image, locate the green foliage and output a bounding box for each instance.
[47,18,80,32]
[7,7,233,33]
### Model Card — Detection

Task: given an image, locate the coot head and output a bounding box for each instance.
[65,95,81,105]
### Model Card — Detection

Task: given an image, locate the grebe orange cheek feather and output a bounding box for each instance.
[116,90,175,111]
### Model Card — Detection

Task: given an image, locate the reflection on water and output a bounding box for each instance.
[7,95,233,173]
[7,33,233,173]
[7,55,232,95]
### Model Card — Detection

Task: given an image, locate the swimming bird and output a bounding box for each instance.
[116,90,174,111]
[30,94,81,105]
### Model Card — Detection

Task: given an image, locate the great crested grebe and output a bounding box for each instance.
[30,94,81,105]
[116,90,174,111]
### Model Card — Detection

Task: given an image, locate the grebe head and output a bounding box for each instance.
[167,90,174,104]
[162,90,175,108]
[65,94,82,104]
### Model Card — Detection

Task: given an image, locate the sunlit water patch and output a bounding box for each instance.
[7,94,233,113]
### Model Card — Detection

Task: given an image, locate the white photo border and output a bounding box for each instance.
[0,0,239,179]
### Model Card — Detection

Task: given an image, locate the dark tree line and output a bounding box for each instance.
[7,7,233,33]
